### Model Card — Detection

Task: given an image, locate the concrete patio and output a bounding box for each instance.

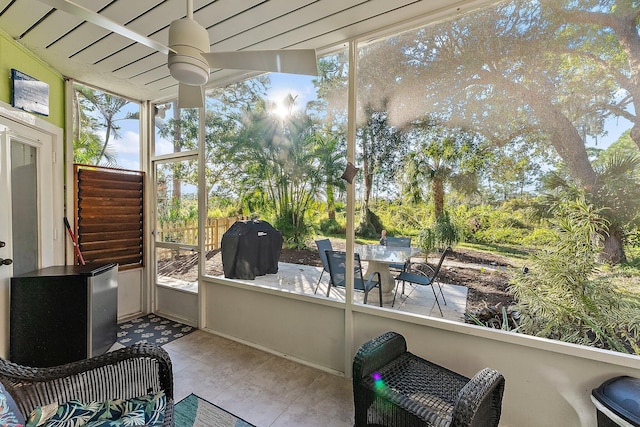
[222,262,468,321]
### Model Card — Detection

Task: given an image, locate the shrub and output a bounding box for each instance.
[433,211,460,248]
[356,208,383,238]
[274,209,313,249]
[521,227,558,247]
[319,218,345,235]
[509,198,640,354]
[419,211,461,253]
[473,227,528,245]
[355,221,377,239]
[418,228,436,255]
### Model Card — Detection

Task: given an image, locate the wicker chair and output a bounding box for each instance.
[353,332,504,427]
[0,343,174,427]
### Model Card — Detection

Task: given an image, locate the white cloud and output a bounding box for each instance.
[111,130,140,154]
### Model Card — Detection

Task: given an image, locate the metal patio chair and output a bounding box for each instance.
[393,246,451,315]
[314,238,333,294]
[384,236,412,273]
[325,250,383,306]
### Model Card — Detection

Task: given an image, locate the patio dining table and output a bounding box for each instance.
[356,244,422,304]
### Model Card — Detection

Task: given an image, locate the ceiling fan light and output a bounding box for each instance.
[168,17,211,85]
[169,62,209,86]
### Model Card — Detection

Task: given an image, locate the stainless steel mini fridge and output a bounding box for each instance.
[10,263,118,367]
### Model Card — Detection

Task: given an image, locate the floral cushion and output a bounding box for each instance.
[0,382,26,427]
[26,391,165,427]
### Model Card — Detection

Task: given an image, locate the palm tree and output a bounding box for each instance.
[75,85,130,166]
[72,88,117,165]
[232,97,323,247]
[543,149,640,264]
[312,130,345,220]
[402,121,487,219]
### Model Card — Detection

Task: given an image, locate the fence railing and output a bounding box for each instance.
[156,216,247,251]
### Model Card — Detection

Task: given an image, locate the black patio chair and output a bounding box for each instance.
[384,236,412,273]
[314,238,333,294]
[325,250,383,306]
[392,246,451,315]
[385,237,412,248]
[353,331,505,427]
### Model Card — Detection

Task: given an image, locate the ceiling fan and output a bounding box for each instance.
[37,0,318,108]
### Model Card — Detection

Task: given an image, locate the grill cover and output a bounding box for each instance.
[221,220,283,279]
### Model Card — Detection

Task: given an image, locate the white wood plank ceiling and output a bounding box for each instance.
[0,0,491,102]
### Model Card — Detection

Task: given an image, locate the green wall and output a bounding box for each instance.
[0,29,64,129]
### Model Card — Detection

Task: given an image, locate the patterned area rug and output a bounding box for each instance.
[117,313,195,346]
[175,394,255,427]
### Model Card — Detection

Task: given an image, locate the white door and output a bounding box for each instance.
[152,156,199,325]
[0,118,63,358]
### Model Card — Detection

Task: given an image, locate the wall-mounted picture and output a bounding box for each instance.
[11,69,49,116]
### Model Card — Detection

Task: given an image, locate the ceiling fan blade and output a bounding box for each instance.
[203,49,318,76]
[37,0,172,55]
[178,83,204,109]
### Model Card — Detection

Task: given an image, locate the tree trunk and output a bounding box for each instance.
[360,131,372,227]
[326,184,336,220]
[600,226,627,265]
[432,177,445,219]
[172,101,182,200]
[73,91,80,148]
[97,121,111,165]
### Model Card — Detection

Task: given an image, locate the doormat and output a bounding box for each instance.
[175,394,255,427]
[117,313,195,346]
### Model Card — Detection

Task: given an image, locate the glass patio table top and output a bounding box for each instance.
[356,244,422,264]
[356,244,423,303]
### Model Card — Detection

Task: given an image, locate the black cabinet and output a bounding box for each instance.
[10,263,118,367]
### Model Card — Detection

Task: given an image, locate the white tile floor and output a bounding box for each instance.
[164,330,354,427]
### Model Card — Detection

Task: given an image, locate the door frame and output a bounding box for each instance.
[0,101,64,357]
[150,152,200,325]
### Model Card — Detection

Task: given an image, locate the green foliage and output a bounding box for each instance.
[355,221,377,239]
[372,200,430,236]
[319,218,345,235]
[158,196,197,225]
[473,227,529,246]
[520,228,558,247]
[356,209,383,238]
[541,150,640,264]
[401,122,488,218]
[418,228,436,255]
[418,211,461,253]
[73,84,133,167]
[432,211,460,248]
[452,199,550,247]
[274,208,313,249]
[509,198,640,354]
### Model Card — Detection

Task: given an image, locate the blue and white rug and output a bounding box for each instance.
[175,394,255,427]
[117,313,195,346]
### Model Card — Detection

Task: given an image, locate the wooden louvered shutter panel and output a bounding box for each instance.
[75,165,144,269]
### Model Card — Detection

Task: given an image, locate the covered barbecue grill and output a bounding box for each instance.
[221,220,283,279]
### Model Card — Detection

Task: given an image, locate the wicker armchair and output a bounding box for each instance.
[0,343,174,426]
[353,332,504,427]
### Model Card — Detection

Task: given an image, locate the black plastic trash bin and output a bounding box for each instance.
[592,376,640,426]
[221,220,283,280]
